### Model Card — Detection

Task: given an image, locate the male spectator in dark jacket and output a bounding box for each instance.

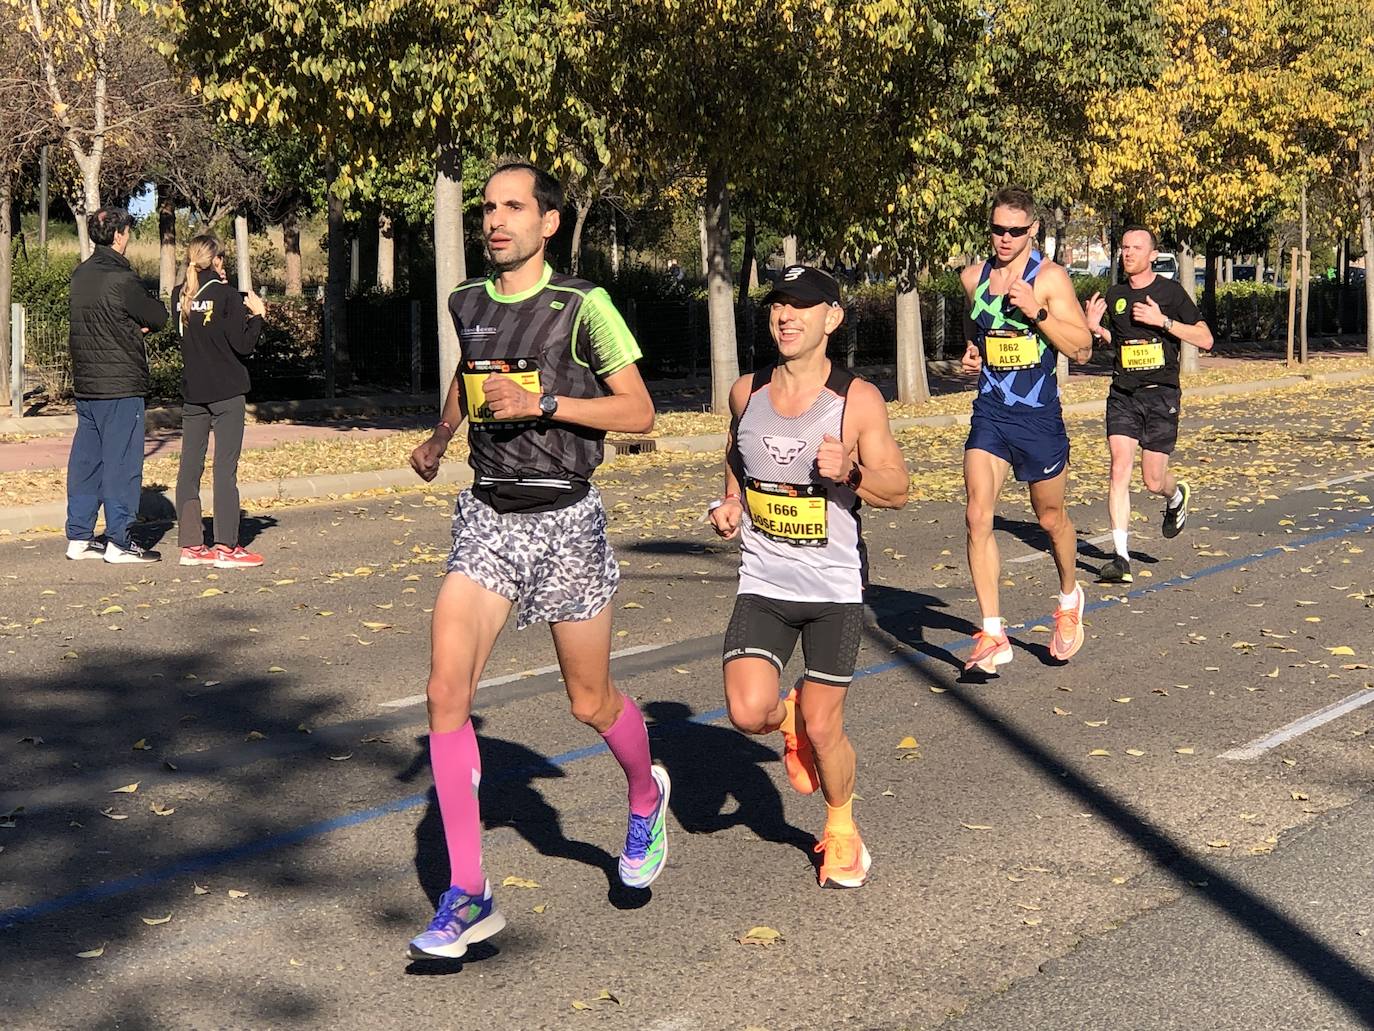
[65,207,170,564]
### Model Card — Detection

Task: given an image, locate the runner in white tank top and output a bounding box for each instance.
[708,265,910,890]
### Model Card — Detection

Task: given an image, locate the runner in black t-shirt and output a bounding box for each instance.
[1083,226,1214,583]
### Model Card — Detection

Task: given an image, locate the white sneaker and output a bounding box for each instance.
[66,539,106,561]
[104,541,161,564]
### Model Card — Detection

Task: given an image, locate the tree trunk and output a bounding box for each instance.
[0,170,12,406]
[234,214,253,293]
[158,188,177,299]
[325,164,351,392]
[610,211,620,277]
[703,163,738,414]
[737,212,756,307]
[1300,184,1310,363]
[349,234,360,290]
[434,128,467,407]
[1359,139,1374,359]
[38,146,49,255]
[570,199,592,276]
[698,207,710,276]
[1202,240,1219,330]
[377,211,395,292]
[783,234,798,268]
[72,154,101,259]
[1180,243,1200,373]
[1255,250,1265,286]
[282,208,303,297]
[895,262,929,404]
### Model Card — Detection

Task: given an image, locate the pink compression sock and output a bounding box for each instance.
[429,721,484,893]
[601,694,659,816]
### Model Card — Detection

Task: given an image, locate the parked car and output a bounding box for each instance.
[1151,252,1179,279]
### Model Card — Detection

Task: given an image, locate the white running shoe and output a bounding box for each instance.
[66,539,106,561]
[104,541,161,564]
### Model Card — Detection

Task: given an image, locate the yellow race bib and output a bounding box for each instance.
[462,358,542,425]
[985,329,1041,371]
[1119,339,1165,371]
[745,479,828,547]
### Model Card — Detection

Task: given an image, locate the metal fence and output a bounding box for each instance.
[9,282,1367,409]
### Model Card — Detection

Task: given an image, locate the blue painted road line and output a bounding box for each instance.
[4,509,1371,931]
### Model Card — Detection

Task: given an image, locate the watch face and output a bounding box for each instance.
[539,393,557,415]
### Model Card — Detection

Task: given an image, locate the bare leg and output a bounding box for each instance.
[1107,434,1138,534]
[1141,448,1176,499]
[1029,470,1078,595]
[964,448,1012,621]
[798,681,853,807]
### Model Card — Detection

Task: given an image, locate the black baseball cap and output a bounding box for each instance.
[762,265,841,307]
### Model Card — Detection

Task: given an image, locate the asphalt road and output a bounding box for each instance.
[2,381,1373,1030]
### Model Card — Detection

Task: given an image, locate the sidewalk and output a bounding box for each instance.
[2,360,1372,538]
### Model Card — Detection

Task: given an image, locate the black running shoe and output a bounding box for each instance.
[1162,480,1191,539]
[1098,555,1133,583]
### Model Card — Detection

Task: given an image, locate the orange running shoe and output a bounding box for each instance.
[780,688,819,795]
[964,629,1013,674]
[1050,585,1085,661]
[815,827,872,889]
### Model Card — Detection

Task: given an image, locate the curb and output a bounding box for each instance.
[2,367,1370,538]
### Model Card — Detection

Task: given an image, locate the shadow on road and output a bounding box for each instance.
[643,700,815,867]
[862,613,1374,1027]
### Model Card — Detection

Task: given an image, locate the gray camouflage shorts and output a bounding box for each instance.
[445,487,620,629]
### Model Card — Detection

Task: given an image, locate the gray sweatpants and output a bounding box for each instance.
[176,395,246,548]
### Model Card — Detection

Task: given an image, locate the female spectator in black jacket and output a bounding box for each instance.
[175,234,267,568]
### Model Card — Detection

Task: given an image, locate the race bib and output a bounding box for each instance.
[745,478,828,547]
[985,329,1041,371]
[462,358,541,426]
[1119,339,1165,371]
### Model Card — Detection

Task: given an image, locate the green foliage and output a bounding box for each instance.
[11,250,78,323]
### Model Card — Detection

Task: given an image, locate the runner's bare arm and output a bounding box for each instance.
[829,379,909,509]
[1025,263,1092,361]
[1084,292,1111,345]
[709,375,753,538]
[959,266,984,374]
[535,362,656,433]
[1131,295,1214,351]
[410,371,467,481]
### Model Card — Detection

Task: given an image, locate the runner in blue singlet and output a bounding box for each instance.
[958,186,1094,674]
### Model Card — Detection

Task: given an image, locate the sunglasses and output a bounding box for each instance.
[990,223,1034,238]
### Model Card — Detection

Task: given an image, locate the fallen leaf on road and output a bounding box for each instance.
[1175,747,1195,755]
[141,914,172,926]
[193,884,209,895]
[1206,840,1230,848]
[1052,707,1071,716]
[99,605,123,616]
[897,736,918,750]
[502,876,540,889]
[245,731,267,741]
[328,754,352,762]
[1125,748,1146,757]
[622,602,643,609]
[738,926,782,946]
[110,783,139,794]
[929,685,947,693]
[150,802,175,816]
[98,808,127,820]
[19,735,43,745]
[1291,791,1309,801]
[75,944,105,958]
[1113,697,1132,704]
[1084,720,1108,728]
[532,903,548,914]
[132,738,151,751]
[228,889,249,898]
[595,990,621,1006]
[1088,749,1111,757]
[571,1000,592,1011]
[199,588,223,598]
[962,823,994,830]
[361,621,392,631]
[1328,646,1356,656]
[267,666,286,673]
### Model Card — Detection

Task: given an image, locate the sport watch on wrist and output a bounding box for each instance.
[538,393,559,418]
[844,464,863,490]
[1162,317,1174,333]
[1031,306,1048,324]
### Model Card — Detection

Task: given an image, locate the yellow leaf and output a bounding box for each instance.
[595,989,621,1006]
[193,884,209,895]
[99,605,124,615]
[361,621,392,631]
[571,1000,592,1011]
[622,602,643,609]
[110,783,139,794]
[1113,697,1132,704]
[150,802,175,816]
[228,889,249,898]
[132,738,151,750]
[75,944,105,958]
[328,754,353,762]
[532,903,548,914]
[1052,707,1071,716]
[738,925,782,946]
[961,823,993,830]
[1328,646,1356,656]
[199,588,223,598]
[1175,747,1195,755]
[267,666,286,673]
[897,736,919,749]
[1125,748,1146,757]
[141,914,172,926]
[502,876,540,889]
[1088,749,1111,757]
[1206,839,1230,848]
[929,685,946,693]
[1084,720,1108,728]
[245,731,267,741]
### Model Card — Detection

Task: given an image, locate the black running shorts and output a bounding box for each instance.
[722,593,864,686]
[1105,384,1181,455]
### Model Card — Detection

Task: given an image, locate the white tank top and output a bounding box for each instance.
[734,364,866,604]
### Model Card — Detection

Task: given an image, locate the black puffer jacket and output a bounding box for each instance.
[68,246,169,399]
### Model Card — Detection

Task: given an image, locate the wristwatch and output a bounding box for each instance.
[844,464,863,490]
[538,393,559,418]
[1162,317,1175,333]
[1030,306,1048,325]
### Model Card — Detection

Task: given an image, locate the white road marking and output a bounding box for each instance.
[1298,468,1374,492]
[1217,688,1374,761]
[377,643,667,708]
[1008,531,1114,564]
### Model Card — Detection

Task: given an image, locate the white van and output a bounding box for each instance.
[1151,252,1179,279]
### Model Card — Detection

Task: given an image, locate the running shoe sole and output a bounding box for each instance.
[66,542,105,560]
[965,637,1013,675]
[820,842,873,889]
[619,765,671,889]
[104,548,160,564]
[180,553,216,566]
[213,557,264,568]
[406,909,507,960]
[1163,482,1190,538]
